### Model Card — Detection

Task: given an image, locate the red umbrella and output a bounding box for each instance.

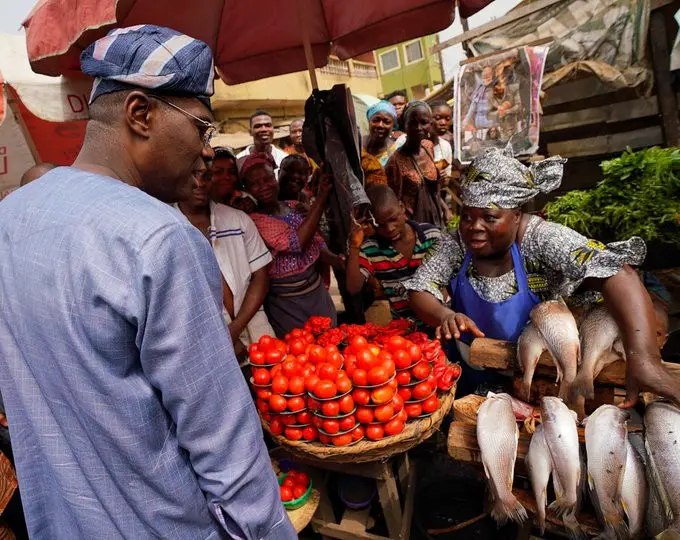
[23,0,464,86]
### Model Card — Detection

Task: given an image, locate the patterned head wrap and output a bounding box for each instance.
[367,101,397,124]
[239,152,276,178]
[399,100,431,132]
[461,146,567,209]
[81,25,215,108]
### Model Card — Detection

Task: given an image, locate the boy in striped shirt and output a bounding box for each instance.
[346,185,442,325]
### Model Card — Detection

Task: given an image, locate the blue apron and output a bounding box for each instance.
[451,243,540,344]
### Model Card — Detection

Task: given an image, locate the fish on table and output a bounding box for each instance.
[518,322,548,402]
[621,438,648,539]
[530,301,580,403]
[526,423,552,534]
[476,392,527,525]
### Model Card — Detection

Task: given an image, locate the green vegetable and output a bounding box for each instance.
[544,147,680,245]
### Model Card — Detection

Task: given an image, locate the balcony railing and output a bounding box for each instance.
[319,56,378,79]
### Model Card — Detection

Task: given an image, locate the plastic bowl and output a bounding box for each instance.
[278,473,313,510]
[338,476,376,510]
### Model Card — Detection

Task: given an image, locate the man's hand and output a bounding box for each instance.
[349,221,367,250]
[436,312,485,341]
[229,320,245,346]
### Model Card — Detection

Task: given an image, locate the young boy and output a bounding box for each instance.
[346,185,441,325]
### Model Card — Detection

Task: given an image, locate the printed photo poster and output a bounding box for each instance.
[455,45,549,162]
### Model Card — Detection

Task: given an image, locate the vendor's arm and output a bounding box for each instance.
[345,224,370,295]
[295,172,331,251]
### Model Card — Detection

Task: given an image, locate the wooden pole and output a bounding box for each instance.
[649,9,680,146]
[295,0,319,90]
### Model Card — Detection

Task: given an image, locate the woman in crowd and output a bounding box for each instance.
[278,154,311,204]
[176,165,275,358]
[242,153,337,337]
[361,101,398,186]
[386,101,450,229]
[405,147,679,407]
[208,146,257,214]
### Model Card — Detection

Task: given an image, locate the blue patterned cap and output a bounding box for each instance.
[81,25,215,108]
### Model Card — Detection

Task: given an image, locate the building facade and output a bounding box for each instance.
[375,35,443,100]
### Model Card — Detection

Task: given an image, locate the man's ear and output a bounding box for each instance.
[124,91,153,140]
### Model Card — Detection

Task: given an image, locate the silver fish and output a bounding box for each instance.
[526,424,552,534]
[585,405,629,539]
[644,402,680,531]
[621,438,648,539]
[531,301,580,402]
[477,393,527,525]
[572,305,622,402]
[518,322,548,402]
[541,397,581,517]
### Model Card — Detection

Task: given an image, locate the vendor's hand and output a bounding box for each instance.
[619,351,680,409]
[317,171,333,200]
[349,221,367,249]
[436,311,485,341]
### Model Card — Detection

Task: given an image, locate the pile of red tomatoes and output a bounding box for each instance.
[248,317,460,447]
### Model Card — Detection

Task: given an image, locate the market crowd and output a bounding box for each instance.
[0,24,677,540]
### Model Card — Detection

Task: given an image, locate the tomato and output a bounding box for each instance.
[305,375,320,394]
[319,433,331,445]
[287,397,306,412]
[284,427,303,441]
[412,381,434,400]
[293,485,307,499]
[367,366,390,386]
[393,349,412,370]
[396,371,412,386]
[451,363,462,379]
[283,476,296,488]
[321,400,340,417]
[288,376,305,395]
[308,398,321,411]
[356,407,374,424]
[351,369,368,386]
[265,350,283,364]
[381,359,396,377]
[371,385,396,404]
[351,425,365,441]
[312,415,323,428]
[271,375,288,394]
[289,338,306,356]
[384,418,405,436]
[297,354,309,365]
[374,403,395,423]
[366,425,385,441]
[259,335,274,352]
[422,395,440,414]
[398,387,412,401]
[404,403,422,418]
[377,350,393,364]
[411,361,431,381]
[398,408,408,423]
[387,335,408,353]
[392,393,404,413]
[322,419,340,435]
[302,426,318,441]
[352,389,371,406]
[269,395,288,413]
[295,472,310,487]
[317,363,338,382]
[256,388,272,400]
[297,411,312,425]
[314,380,337,399]
[281,359,299,378]
[336,376,352,394]
[333,433,353,446]
[262,412,272,422]
[349,335,368,352]
[327,352,344,369]
[250,350,266,365]
[270,418,283,436]
[280,485,293,502]
[301,365,315,379]
[388,378,398,390]
[270,364,282,377]
[281,414,297,426]
[308,345,327,364]
[338,394,355,414]
[255,399,269,414]
[355,349,376,371]
[303,332,315,344]
[406,343,422,362]
[339,416,356,431]
[249,343,260,356]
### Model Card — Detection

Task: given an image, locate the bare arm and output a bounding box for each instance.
[229,266,270,341]
[296,174,331,251]
[410,290,484,341]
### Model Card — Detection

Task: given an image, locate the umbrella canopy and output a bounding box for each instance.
[23,0,460,84]
[0,34,89,191]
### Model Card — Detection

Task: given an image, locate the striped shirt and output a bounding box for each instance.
[359,221,441,321]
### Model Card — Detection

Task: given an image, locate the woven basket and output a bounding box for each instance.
[263,385,456,463]
[0,452,17,515]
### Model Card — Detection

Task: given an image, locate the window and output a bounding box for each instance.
[403,40,424,65]
[379,48,400,74]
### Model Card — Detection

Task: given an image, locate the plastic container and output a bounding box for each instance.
[338,476,376,510]
[278,473,313,510]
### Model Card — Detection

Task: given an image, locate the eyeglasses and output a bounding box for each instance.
[148,95,217,147]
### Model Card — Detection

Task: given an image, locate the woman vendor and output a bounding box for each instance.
[406,147,680,407]
[361,101,398,186]
[242,152,338,337]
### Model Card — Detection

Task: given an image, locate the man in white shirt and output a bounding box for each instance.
[236,110,288,178]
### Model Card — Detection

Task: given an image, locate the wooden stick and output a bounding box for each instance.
[427,512,488,535]
[295,0,319,90]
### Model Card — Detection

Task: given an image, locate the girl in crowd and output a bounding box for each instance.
[361,101,398,186]
[278,154,311,204]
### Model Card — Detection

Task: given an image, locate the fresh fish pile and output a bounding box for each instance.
[518,322,548,401]
[621,438,648,539]
[584,405,630,539]
[528,301,581,402]
[476,392,527,525]
[526,423,552,534]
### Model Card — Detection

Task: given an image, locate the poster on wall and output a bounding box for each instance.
[455,45,549,162]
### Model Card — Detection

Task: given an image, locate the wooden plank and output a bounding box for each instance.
[459,38,553,66]
[432,0,566,52]
[543,77,617,108]
[376,473,402,540]
[650,10,680,146]
[541,96,660,133]
[399,462,417,540]
[651,0,679,9]
[313,520,387,540]
[547,126,663,158]
[338,507,371,534]
[397,453,410,495]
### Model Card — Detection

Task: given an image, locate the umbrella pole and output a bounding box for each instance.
[295,0,319,90]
